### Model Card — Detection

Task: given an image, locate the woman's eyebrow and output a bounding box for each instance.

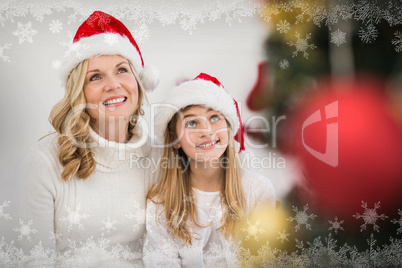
[116,61,129,67]
[87,61,129,74]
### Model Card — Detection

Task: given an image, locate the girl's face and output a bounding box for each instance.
[174,105,229,162]
[83,55,139,126]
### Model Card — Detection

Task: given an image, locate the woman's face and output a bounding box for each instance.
[174,105,229,162]
[83,55,139,127]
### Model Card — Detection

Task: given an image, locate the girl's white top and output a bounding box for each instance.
[145,169,276,267]
[19,125,161,266]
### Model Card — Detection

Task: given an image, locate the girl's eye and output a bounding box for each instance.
[117,67,128,74]
[89,74,101,81]
[185,120,196,128]
[210,115,220,122]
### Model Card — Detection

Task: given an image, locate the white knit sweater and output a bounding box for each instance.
[144,169,276,267]
[19,125,161,266]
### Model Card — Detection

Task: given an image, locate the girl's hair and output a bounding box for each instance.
[49,58,145,181]
[147,106,246,245]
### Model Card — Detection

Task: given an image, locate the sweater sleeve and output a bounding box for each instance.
[19,144,58,253]
[144,199,181,267]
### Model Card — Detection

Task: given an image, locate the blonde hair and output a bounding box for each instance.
[49,58,145,181]
[147,107,246,245]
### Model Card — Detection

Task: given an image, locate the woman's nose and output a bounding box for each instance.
[105,75,120,91]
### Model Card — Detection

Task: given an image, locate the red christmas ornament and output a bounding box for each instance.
[246,61,271,111]
[283,76,402,223]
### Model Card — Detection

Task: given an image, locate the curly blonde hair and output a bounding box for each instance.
[49,58,145,181]
[147,107,246,245]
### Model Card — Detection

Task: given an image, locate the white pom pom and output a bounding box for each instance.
[139,65,160,92]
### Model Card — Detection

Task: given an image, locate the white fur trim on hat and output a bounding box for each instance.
[155,79,239,140]
[60,33,159,91]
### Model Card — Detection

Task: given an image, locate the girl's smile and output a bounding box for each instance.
[196,140,220,149]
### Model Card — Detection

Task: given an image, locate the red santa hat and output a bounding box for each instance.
[60,11,159,91]
[156,73,245,152]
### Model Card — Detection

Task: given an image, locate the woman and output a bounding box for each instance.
[19,11,160,265]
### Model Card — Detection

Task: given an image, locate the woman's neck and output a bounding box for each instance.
[189,159,224,192]
[91,119,130,143]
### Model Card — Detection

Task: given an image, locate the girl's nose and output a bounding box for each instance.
[198,118,213,137]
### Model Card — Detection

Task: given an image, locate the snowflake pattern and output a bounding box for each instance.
[1,200,402,265]
[101,216,117,235]
[279,59,289,70]
[358,24,378,43]
[295,238,304,249]
[65,41,90,60]
[240,219,265,241]
[49,19,62,33]
[288,204,317,232]
[277,229,290,243]
[353,201,388,232]
[206,203,223,224]
[13,219,38,241]
[125,201,145,232]
[59,31,74,49]
[0,201,12,220]
[84,11,112,31]
[276,20,290,33]
[52,59,61,69]
[0,1,400,47]
[328,217,344,234]
[49,231,63,243]
[331,29,347,46]
[60,205,89,232]
[132,24,150,44]
[391,209,402,234]
[13,21,38,44]
[287,32,317,59]
[0,43,11,63]
[391,31,402,52]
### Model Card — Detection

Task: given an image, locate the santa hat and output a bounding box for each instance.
[156,73,245,152]
[60,11,159,91]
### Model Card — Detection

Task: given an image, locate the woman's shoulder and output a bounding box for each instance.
[30,133,58,155]
[20,132,62,187]
[23,133,60,172]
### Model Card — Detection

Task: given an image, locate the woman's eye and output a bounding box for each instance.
[185,120,196,128]
[210,115,220,122]
[117,68,128,74]
[89,74,101,81]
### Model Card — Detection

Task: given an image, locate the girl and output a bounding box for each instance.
[19,11,160,265]
[146,73,276,267]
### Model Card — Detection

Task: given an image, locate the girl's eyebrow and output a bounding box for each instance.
[183,114,196,119]
[183,108,216,119]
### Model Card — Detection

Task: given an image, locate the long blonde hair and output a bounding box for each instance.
[49,58,145,181]
[147,107,246,245]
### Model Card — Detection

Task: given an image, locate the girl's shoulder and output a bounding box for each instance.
[241,168,276,207]
[241,168,273,188]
